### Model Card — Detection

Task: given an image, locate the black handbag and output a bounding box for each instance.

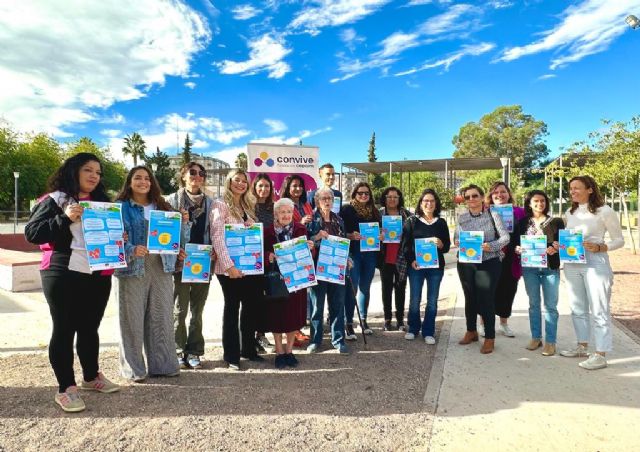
[264,261,289,301]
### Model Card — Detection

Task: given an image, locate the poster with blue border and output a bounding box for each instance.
[359,222,380,252]
[224,223,264,275]
[274,236,317,292]
[316,235,349,285]
[458,231,484,264]
[415,238,439,269]
[181,244,212,283]
[382,215,402,243]
[520,235,548,268]
[332,197,342,214]
[490,204,514,232]
[147,210,181,254]
[559,229,586,264]
[79,201,127,271]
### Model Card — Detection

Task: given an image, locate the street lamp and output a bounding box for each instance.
[13,171,19,234]
[500,157,511,188]
[151,163,158,173]
[626,15,640,29]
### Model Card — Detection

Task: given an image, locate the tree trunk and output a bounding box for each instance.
[620,192,637,255]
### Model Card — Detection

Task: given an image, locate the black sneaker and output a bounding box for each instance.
[345,324,357,341]
[362,321,373,335]
[285,353,299,368]
[397,321,407,332]
[383,320,395,331]
[275,354,287,369]
[242,354,265,362]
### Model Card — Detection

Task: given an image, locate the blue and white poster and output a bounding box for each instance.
[316,235,350,285]
[224,223,264,275]
[559,229,586,264]
[458,231,484,264]
[520,235,548,268]
[415,238,439,269]
[382,215,402,243]
[359,222,380,252]
[332,197,342,214]
[181,244,213,283]
[490,204,514,232]
[147,210,181,254]
[273,236,317,292]
[79,201,127,271]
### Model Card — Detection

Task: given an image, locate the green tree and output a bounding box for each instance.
[453,105,550,173]
[367,132,385,200]
[235,152,247,171]
[67,137,127,195]
[146,146,178,195]
[0,124,21,209]
[122,132,147,166]
[182,133,193,165]
[15,134,63,208]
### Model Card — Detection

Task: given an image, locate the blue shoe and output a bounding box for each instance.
[187,354,202,369]
[336,344,350,354]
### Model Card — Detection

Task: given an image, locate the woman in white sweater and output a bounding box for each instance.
[560,175,624,370]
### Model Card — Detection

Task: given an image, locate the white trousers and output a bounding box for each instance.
[563,251,613,352]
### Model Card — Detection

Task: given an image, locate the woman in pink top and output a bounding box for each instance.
[210,169,263,370]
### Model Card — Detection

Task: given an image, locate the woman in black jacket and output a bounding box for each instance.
[515,190,564,356]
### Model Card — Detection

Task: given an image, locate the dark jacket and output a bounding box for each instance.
[401,216,451,271]
[515,216,565,270]
[340,204,381,254]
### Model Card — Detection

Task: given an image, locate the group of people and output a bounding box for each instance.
[25,153,624,414]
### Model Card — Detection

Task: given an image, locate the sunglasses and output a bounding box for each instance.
[464,193,481,200]
[356,191,370,196]
[189,169,206,178]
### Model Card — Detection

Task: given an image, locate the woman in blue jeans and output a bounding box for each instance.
[402,189,450,344]
[515,190,564,356]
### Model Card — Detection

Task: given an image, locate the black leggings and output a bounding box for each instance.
[380,263,406,322]
[457,258,501,339]
[494,252,520,318]
[41,269,111,392]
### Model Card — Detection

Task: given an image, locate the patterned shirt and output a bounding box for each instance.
[455,210,510,261]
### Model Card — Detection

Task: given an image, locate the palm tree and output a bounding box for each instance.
[235,152,248,171]
[122,132,147,166]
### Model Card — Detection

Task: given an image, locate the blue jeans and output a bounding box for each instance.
[309,281,346,347]
[522,267,559,344]
[407,267,444,337]
[345,250,378,323]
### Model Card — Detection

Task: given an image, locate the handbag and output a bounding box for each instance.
[264,267,289,301]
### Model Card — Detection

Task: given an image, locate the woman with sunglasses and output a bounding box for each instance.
[210,169,263,370]
[455,184,510,354]
[483,181,526,338]
[26,153,120,412]
[341,182,382,338]
[166,162,214,370]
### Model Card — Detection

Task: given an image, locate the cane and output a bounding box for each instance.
[347,274,367,345]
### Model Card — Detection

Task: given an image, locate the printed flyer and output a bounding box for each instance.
[490,204,514,232]
[147,210,181,254]
[273,236,317,292]
[559,229,586,264]
[458,231,484,264]
[224,223,264,275]
[415,238,439,269]
[359,222,380,252]
[520,235,548,268]
[316,235,349,285]
[79,201,127,271]
[181,244,212,283]
[382,215,402,243]
[332,197,342,214]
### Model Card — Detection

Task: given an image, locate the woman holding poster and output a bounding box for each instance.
[402,189,450,344]
[341,182,381,338]
[560,176,624,370]
[115,166,188,381]
[484,181,526,338]
[264,198,312,368]
[26,153,120,413]
[514,190,564,356]
[210,169,263,371]
[455,184,510,354]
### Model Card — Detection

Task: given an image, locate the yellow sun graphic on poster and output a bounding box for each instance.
[191,263,202,275]
[158,233,172,245]
[422,253,432,262]
[566,246,577,256]
[366,237,375,245]
[389,231,397,239]
[466,248,477,257]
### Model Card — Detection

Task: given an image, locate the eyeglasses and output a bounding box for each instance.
[189,169,206,178]
[386,195,399,199]
[356,191,370,196]
[464,193,481,200]
[319,197,333,201]
[422,199,436,203]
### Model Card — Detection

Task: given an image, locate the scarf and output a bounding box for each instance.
[350,199,377,221]
[181,188,205,221]
[274,222,294,242]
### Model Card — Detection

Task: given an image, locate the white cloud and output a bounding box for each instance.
[231,4,262,20]
[290,0,391,33]
[264,119,288,133]
[538,74,557,80]
[487,1,513,9]
[406,81,420,88]
[339,27,366,52]
[497,0,635,69]
[184,82,197,89]
[210,146,247,166]
[0,0,211,137]
[215,34,291,79]
[99,113,126,125]
[395,42,495,75]
[330,53,397,83]
[418,4,481,35]
[100,129,122,138]
[403,0,452,6]
[374,32,421,59]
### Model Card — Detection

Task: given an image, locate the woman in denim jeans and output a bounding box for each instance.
[514,190,564,356]
[402,189,450,344]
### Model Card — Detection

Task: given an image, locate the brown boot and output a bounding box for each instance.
[481,338,495,354]
[458,331,479,345]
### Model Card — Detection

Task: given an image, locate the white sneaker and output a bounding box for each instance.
[478,324,485,338]
[560,344,589,358]
[499,323,515,337]
[54,386,85,413]
[404,332,415,340]
[578,353,607,370]
[424,336,436,345]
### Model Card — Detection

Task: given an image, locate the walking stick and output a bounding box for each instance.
[347,274,367,345]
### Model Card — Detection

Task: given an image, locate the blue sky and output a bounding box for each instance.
[1,0,639,167]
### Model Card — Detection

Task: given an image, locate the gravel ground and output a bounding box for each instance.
[609,248,640,340]
[0,299,454,452]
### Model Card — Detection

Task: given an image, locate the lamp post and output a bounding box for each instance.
[500,157,511,188]
[151,163,158,173]
[626,15,640,29]
[13,171,19,234]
